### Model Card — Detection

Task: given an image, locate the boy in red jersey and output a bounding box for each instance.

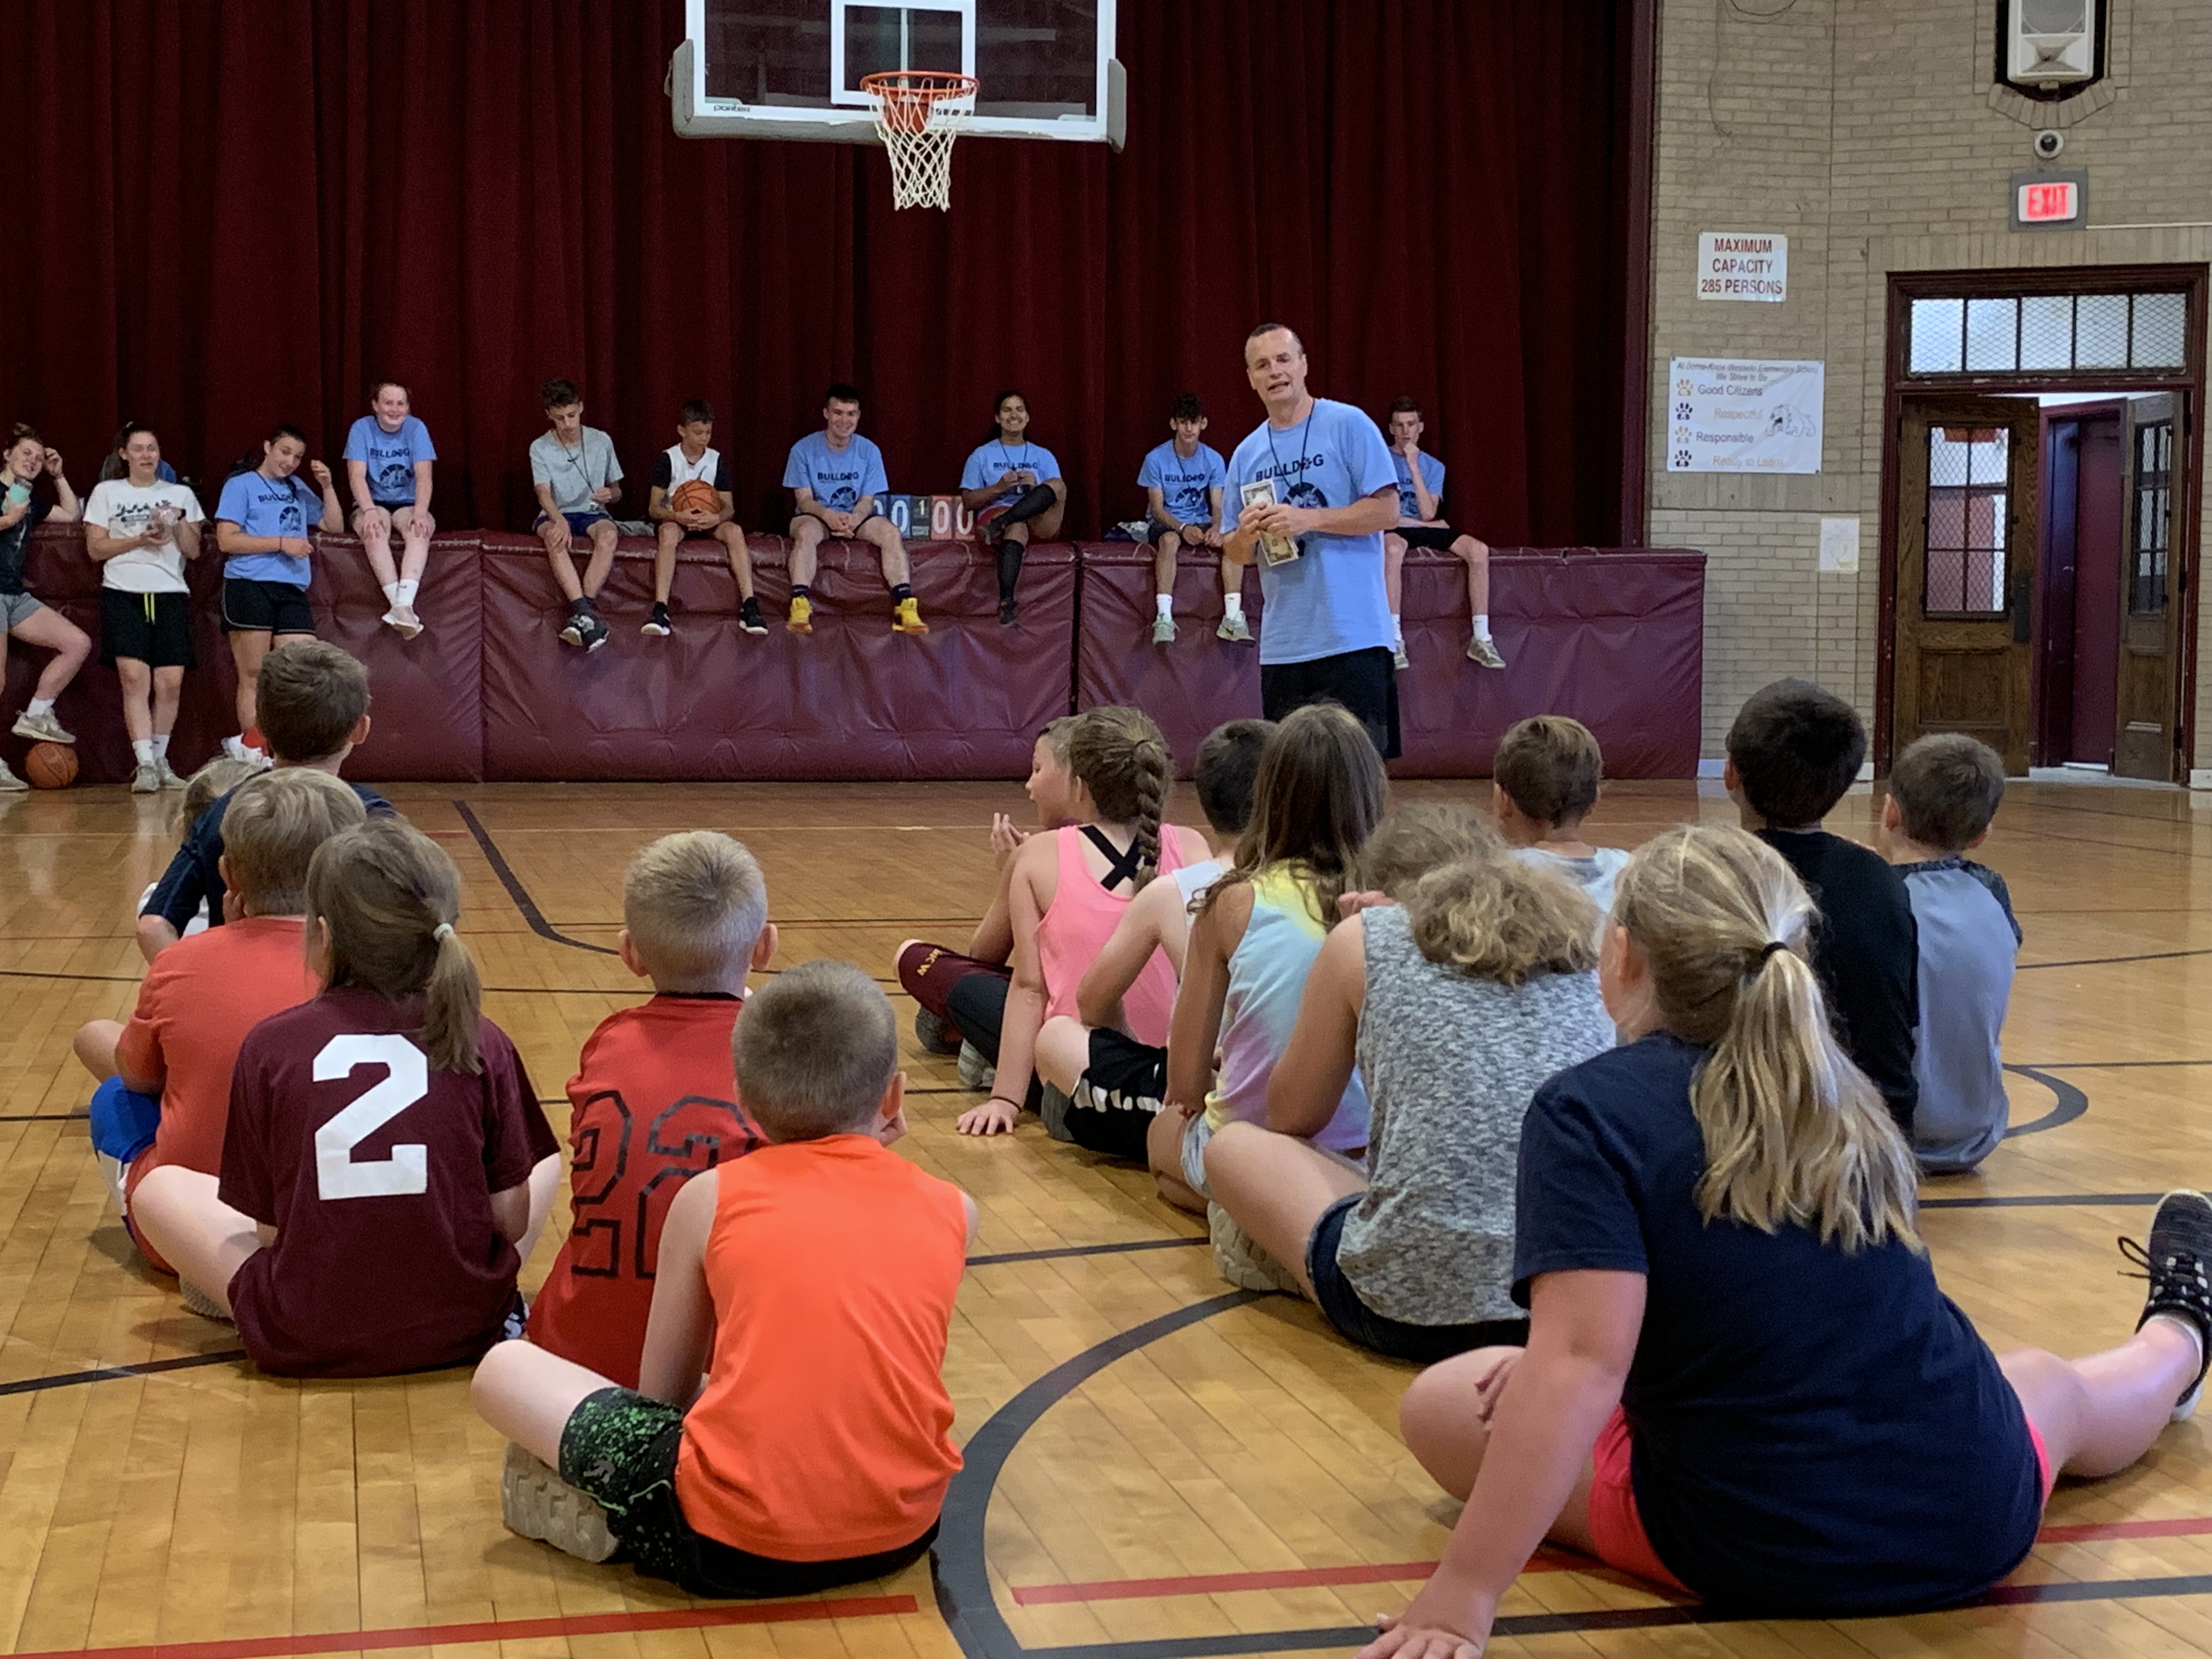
[526,831,777,1386]
[473,959,975,1599]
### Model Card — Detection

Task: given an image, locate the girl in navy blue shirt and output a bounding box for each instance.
[1362,825,2212,1656]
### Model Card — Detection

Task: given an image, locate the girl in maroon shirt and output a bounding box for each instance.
[132,819,560,1376]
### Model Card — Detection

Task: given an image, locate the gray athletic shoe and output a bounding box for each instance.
[913,1008,963,1056]
[1216,612,1253,644]
[1039,1083,1075,1143]
[501,1442,618,1562]
[1152,612,1177,645]
[154,760,188,791]
[2125,1189,2212,1421]
[1391,642,1410,671]
[0,760,25,793]
[1466,635,1508,669]
[11,709,74,744]
[957,1040,996,1094]
[178,1278,233,1322]
[1208,1203,1302,1294]
[130,763,161,794]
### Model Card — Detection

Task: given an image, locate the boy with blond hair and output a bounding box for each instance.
[476,959,975,1598]
[72,769,368,1285]
[1491,715,1629,918]
[1879,732,2019,1174]
[526,832,777,1387]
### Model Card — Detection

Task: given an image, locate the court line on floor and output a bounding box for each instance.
[2020,947,2212,970]
[450,800,618,956]
[1923,1191,2158,1209]
[0,1350,244,1397]
[968,1237,1205,1267]
[2002,1065,2087,1139]
[0,1595,922,1659]
[0,1112,89,1124]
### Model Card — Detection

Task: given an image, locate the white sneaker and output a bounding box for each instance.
[1466,635,1507,669]
[1217,612,1253,644]
[1152,612,1177,645]
[0,760,25,793]
[154,760,188,790]
[221,736,270,769]
[1391,642,1409,670]
[11,709,74,744]
[383,604,424,640]
[130,763,161,794]
[501,1442,617,1562]
[1208,1203,1302,1293]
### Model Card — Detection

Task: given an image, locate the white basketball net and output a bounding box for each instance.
[863,73,975,211]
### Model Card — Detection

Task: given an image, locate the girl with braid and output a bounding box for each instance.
[1153,704,1386,1233]
[955,707,1210,1137]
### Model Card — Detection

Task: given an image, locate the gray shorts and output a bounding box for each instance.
[1,591,43,629]
[1178,1110,1217,1199]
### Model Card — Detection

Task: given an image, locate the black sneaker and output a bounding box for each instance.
[641,602,672,637]
[2121,1189,2212,1420]
[738,596,769,636]
[999,596,1019,626]
[558,611,587,647]
[580,612,611,652]
[913,1008,963,1056]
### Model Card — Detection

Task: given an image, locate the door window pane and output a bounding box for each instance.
[1924,426,2009,616]
[2019,295,2074,370]
[1965,298,2019,371]
[2076,293,2129,367]
[1910,298,1965,374]
[2132,292,2188,368]
[2131,420,2173,614]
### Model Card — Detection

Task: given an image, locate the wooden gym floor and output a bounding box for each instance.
[5,772,2212,1659]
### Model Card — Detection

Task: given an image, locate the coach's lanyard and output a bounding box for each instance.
[1264,407,1316,493]
[994,439,1034,480]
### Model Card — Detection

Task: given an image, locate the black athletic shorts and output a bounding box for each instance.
[1306,1194,1531,1364]
[559,1386,939,1598]
[222,577,315,636]
[1393,525,1462,552]
[1260,646,1400,759]
[99,589,195,669]
[1062,1028,1169,1161]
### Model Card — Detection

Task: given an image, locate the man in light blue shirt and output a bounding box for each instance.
[1382,396,1505,672]
[1222,325,1402,756]
[1136,393,1236,646]
[781,383,926,637]
[958,391,1065,626]
[342,380,438,639]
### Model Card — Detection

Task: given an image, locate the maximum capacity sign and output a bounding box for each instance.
[1697,232,1787,301]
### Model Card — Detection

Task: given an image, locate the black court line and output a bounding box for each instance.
[1922,1190,2159,1209]
[2016,1058,2212,1069]
[0,965,139,984]
[0,1111,89,1124]
[967,1237,1206,1268]
[452,801,618,956]
[2020,947,2212,970]
[2002,1065,2088,1139]
[0,1349,244,1397]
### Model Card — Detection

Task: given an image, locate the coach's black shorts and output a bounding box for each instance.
[99,589,195,669]
[222,578,315,636]
[1261,646,1400,759]
[1392,525,1462,552]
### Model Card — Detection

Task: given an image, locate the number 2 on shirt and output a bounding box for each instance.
[313,1034,429,1200]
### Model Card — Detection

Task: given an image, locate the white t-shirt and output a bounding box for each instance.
[84,480,205,594]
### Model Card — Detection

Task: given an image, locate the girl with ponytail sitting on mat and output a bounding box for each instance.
[959,391,1065,627]
[1361,825,2212,1656]
[130,818,561,1378]
[955,706,1209,1137]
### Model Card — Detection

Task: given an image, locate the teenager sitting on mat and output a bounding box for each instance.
[1360,825,2212,1653]
[953,706,1209,1138]
[960,391,1065,627]
[0,424,88,781]
[782,384,927,638]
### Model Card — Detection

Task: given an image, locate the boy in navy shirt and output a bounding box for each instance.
[1137,394,1236,646]
[781,384,926,638]
[1880,732,2019,1173]
[1724,678,1918,1135]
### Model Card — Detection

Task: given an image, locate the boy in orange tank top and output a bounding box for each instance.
[472,959,977,1599]
[525,831,776,1388]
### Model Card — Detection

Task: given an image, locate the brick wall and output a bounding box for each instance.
[1647,0,2212,768]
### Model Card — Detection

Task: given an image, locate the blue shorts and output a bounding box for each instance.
[1306,1194,1530,1364]
[89,1075,161,1167]
[535,510,611,537]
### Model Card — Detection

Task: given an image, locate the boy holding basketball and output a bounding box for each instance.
[782,385,927,637]
[526,831,777,1387]
[647,400,765,639]
[529,380,623,652]
[475,960,974,1597]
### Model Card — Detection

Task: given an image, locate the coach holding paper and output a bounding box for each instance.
[1223,325,1402,757]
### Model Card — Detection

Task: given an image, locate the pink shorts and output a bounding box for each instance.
[1582,1403,2057,1594]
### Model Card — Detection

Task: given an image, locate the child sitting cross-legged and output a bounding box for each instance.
[128,819,561,1376]
[71,768,368,1296]
[1878,732,2019,1175]
[1203,802,1615,1358]
[1359,826,2212,1652]
[473,959,978,1600]
[526,831,777,1388]
[1491,715,1629,922]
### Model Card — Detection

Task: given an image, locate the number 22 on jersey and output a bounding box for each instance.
[313,1033,430,1200]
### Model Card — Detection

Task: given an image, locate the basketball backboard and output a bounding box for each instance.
[671,0,1123,149]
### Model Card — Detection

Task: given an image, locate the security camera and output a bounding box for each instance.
[2033,129,2066,161]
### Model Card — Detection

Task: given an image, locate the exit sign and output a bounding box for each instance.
[2011,170,2087,232]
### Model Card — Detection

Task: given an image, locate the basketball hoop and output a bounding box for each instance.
[860,70,977,212]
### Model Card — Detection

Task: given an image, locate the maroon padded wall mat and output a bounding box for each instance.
[478,534,1076,781]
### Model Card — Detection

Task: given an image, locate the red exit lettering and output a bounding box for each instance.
[2018,180,2079,223]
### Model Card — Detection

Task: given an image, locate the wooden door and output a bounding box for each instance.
[1894,397,2042,775]
[2113,394,2183,780]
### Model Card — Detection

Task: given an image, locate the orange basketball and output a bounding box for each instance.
[670,479,720,516]
[24,743,77,789]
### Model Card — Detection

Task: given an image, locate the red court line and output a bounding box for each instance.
[1011,1517,2212,1606]
[3,1595,919,1659]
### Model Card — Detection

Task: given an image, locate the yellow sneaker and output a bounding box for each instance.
[893,596,930,635]
[785,595,813,635]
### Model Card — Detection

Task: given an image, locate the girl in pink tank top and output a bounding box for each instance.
[956,707,1207,1137]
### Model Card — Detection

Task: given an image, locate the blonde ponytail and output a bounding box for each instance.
[1613,826,1919,1252]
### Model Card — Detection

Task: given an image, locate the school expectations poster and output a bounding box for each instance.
[1666,358,1824,475]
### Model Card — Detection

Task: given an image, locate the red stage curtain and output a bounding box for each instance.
[0,1,1630,548]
